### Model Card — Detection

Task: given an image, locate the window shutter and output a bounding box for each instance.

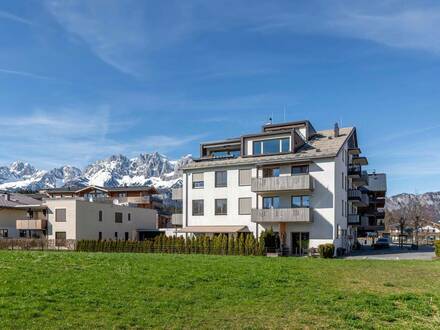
[193,173,204,182]
[239,198,252,215]
[239,169,252,186]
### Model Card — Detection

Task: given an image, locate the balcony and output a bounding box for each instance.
[251,175,313,193]
[116,196,152,204]
[351,156,368,166]
[348,165,361,178]
[348,190,369,207]
[172,188,183,200]
[352,171,368,187]
[16,219,47,230]
[348,214,360,225]
[251,208,313,223]
[171,214,183,226]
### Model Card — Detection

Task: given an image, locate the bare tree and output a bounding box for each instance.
[402,199,431,247]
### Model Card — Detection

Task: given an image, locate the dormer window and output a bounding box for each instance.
[253,138,290,155]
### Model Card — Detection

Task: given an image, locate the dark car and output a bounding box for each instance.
[373,238,390,249]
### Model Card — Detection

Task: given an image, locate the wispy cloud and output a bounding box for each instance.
[249,1,440,54]
[0,68,54,80]
[45,0,193,77]
[0,10,32,25]
[0,107,201,169]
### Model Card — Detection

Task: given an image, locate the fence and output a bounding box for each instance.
[0,239,76,251]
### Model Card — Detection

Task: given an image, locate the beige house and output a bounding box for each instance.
[0,187,159,243]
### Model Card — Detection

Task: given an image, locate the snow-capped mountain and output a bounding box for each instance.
[0,153,192,192]
[386,192,440,221]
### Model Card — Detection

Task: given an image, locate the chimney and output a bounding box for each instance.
[334,122,339,137]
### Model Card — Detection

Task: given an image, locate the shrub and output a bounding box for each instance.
[318,244,335,258]
[435,240,440,257]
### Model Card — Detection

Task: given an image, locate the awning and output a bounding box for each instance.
[178,226,250,234]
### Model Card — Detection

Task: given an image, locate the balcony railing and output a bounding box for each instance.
[16,219,47,230]
[348,190,369,206]
[251,208,312,223]
[172,188,183,200]
[171,214,183,226]
[351,156,368,166]
[348,214,360,225]
[352,171,368,186]
[115,196,152,204]
[251,175,313,193]
[348,165,361,177]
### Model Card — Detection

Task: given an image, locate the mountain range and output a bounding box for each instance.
[1,155,440,221]
[0,153,192,192]
[386,192,440,221]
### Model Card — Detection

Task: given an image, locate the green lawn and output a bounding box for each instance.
[0,252,439,329]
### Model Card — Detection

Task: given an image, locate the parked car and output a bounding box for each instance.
[373,238,390,249]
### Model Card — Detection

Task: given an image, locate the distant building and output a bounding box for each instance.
[172,120,387,255]
[0,185,159,244]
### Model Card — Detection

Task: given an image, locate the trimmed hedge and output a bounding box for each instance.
[318,244,335,258]
[435,240,440,257]
[76,234,265,256]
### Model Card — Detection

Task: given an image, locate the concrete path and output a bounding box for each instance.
[346,245,436,260]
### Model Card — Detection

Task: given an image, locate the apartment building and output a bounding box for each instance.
[0,186,159,243]
[172,120,386,255]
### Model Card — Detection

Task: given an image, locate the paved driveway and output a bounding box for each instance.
[346,245,436,260]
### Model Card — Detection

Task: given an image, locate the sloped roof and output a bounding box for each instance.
[0,193,43,208]
[184,127,354,170]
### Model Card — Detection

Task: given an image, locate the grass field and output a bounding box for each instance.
[0,252,439,329]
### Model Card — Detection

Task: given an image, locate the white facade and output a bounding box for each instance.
[175,120,383,255]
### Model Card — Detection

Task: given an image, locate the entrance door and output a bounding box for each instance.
[291,232,310,256]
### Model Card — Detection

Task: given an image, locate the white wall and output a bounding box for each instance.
[183,157,338,249]
[184,165,260,235]
[45,199,157,240]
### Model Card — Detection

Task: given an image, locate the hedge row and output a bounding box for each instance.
[76,234,266,256]
[435,240,440,257]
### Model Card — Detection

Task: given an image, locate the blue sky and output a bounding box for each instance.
[1,0,440,195]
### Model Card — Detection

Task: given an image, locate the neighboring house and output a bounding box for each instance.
[40,185,160,209]
[0,191,46,238]
[0,186,159,244]
[172,120,387,255]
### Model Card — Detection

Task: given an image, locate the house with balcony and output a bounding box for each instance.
[172,120,386,255]
[0,186,159,244]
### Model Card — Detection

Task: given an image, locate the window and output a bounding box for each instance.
[128,213,131,221]
[215,199,228,215]
[291,196,310,208]
[125,232,129,241]
[192,200,204,216]
[98,232,102,241]
[263,167,280,178]
[342,172,345,189]
[98,210,103,222]
[336,224,341,239]
[239,169,252,186]
[215,171,227,187]
[263,196,280,209]
[192,173,204,189]
[0,229,8,238]
[211,150,240,158]
[55,232,66,247]
[239,198,252,215]
[253,138,290,155]
[292,165,309,175]
[115,212,123,223]
[55,209,66,222]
